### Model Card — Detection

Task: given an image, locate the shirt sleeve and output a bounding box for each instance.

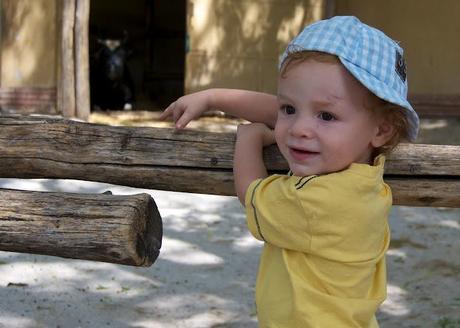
[245,171,391,262]
[245,174,317,253]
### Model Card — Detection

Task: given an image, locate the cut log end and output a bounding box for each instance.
[0,189,163,267]
[132,195,163,266]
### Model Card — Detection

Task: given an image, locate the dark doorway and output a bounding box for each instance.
[89,0,186,111]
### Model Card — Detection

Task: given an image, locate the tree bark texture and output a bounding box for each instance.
[0,188,162,266]
[0,114,459,207]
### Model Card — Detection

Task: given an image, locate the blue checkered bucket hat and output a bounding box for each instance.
[279,16,420,141]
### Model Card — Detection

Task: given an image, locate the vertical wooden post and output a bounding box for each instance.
[0,0,3,86]
[58,0,76,118]
[74,0,90,120]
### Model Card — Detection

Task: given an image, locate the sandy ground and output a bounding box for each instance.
[0,114,459,328]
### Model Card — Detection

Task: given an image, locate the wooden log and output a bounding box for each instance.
[0,114,459,207]
[409,94,460,117]
[388,178,460,208]
[0,188,162,266]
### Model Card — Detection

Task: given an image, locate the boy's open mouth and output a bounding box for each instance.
[289,147,319,161]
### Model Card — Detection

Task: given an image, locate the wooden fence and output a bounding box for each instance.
[0,114,459,265]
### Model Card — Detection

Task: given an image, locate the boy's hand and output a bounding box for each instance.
[160,90,212,129]
[237,123,276,146]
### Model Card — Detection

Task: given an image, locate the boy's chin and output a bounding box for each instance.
[289,165,321,177]
[289,163,345,177]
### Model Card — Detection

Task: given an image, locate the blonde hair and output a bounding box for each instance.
[280,51,339,76]
[367,101,409,156]
[280,51,410,156]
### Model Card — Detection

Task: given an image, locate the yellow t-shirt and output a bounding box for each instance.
[245,156,392,328]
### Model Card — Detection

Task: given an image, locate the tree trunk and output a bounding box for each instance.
[0,188,162,267]
[0,114,459,207]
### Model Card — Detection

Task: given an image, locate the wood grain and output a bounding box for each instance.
[0,114,458,207]
[0,188,162,266]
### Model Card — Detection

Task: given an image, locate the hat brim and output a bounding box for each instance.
[339,57,420,141]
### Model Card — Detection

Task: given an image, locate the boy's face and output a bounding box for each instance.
[275,59,384,176]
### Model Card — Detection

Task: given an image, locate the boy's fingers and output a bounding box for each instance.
[158,110,169,120]
[158,100,196,129]
[159,102,175,120]
[172,106,183,123]
[175,112,193,129]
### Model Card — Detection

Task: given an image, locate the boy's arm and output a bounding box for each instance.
[234,123,276,205]
[160,88,278,129]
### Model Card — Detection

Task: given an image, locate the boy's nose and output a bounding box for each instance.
[288,117,316,139]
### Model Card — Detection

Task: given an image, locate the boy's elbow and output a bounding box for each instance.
[234,172,265,207]
[235,183,248,206]
[237,191,246,206]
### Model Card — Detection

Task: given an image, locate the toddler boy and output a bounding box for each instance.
[162,16,419,327]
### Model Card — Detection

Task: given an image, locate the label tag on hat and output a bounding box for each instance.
[395,51,407,82]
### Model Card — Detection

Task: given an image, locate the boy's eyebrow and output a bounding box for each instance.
[277,93,343,105]
[325,93,344,102]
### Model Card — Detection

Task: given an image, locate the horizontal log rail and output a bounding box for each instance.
[0,114,459,207]
[409,94,460,117]
[0,188,162,266]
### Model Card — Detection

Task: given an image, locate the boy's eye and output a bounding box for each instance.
[282,105,296,115]
[319,112,335,121]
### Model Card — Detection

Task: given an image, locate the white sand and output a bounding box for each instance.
[0,178,459,328]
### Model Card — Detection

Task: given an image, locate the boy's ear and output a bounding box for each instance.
[371,120,395,148]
